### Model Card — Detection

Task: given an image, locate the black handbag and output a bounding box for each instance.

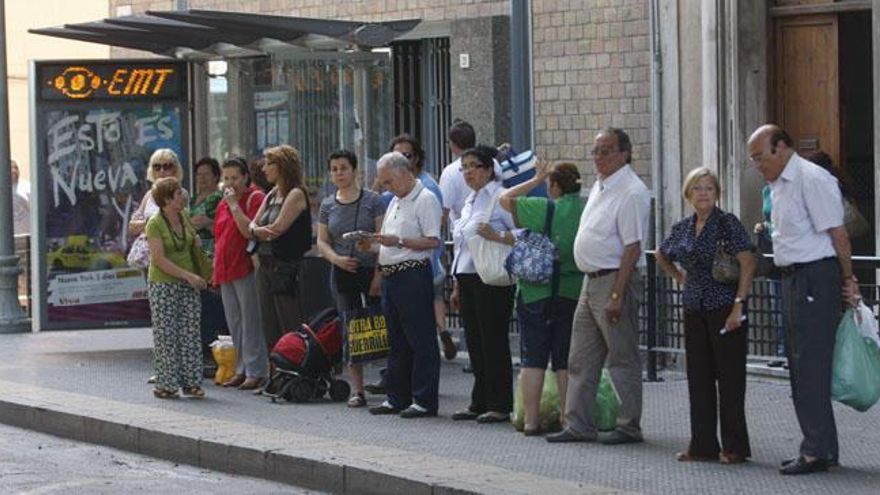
[333,190,365,293]
[754,231,780,279]
[710,215,740,285]
[267,259,300,295]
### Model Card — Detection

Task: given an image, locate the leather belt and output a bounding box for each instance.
[586,268,618,279]
[379,258,430,277]
[778,256,835,278]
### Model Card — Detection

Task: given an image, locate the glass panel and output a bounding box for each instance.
[205,51,392,208]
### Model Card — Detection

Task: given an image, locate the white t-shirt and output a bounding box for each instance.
[378,179,442,266]
[769,153,843,266]
[573,165,651,273]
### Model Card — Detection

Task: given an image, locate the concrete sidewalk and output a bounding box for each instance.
[0,328,878,494]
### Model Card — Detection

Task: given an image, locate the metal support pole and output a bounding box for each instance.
[510,0,533,151]
[0,2,30,333]
[646,252,658,382]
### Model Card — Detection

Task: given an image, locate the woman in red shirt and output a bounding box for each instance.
[213,158,268,390]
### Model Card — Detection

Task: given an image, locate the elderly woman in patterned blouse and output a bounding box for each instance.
[655,167,756,465]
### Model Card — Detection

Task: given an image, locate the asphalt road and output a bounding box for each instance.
[0,423,323,495]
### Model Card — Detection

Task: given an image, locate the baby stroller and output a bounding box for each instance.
[262,307,351,403]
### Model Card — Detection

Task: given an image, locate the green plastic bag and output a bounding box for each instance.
[831,303,880,412]
[513,369,561,432]
[512,368,620,431]
[594,368,621,431]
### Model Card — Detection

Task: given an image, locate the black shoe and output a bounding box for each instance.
[476,412,510,423]
[545,428,595,443]
[368,402,401,415]
[781,456,838,468]
[779,456,829,475]
[451,409,480,421]
[599,429,644,445]
[364,381,386,395]
[399,404,436,419]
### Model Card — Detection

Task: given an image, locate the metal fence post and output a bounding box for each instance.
[646,253,658,381]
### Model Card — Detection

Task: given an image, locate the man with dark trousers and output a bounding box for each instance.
[747,124,859,475]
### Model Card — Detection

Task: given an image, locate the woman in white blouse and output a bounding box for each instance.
[449,145,517,424]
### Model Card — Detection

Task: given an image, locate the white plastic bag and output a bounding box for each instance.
[466,191,514,286]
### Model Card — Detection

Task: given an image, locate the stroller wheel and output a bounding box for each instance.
[289,379,315,403]
[329,379,351,402]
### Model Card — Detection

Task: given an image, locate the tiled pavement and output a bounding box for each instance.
[0,328,878,494]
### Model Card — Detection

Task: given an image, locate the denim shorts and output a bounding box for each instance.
[516,296,577,370]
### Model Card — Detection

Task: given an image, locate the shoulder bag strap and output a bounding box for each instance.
[347,189,364,257]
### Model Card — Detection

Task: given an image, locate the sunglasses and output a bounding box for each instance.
[152,162,176,171]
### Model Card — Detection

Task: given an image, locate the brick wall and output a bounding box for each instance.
[532,0,651,184]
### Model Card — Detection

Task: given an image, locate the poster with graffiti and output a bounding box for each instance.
[39,103,187,327]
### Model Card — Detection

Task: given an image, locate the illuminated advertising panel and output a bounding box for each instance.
[31,60,190,330]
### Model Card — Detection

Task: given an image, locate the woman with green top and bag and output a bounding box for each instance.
[499,159,584,436]
[146,177,209,400]
[190,157,223,256]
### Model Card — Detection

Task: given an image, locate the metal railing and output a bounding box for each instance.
[442,243,880,381]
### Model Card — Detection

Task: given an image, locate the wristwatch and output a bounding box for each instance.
[397,238,405,249]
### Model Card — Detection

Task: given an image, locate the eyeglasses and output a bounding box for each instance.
[459,163,484,172]
[590,148,620,157]
[152,162,176,171]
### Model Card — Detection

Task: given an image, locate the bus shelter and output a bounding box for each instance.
[29,10,418,331]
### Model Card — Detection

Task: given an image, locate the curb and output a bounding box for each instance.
[0,380,630,495]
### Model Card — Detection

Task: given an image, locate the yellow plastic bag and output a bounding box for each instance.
[210,336,237,385]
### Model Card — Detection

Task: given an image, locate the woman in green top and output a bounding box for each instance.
[146,177,209,400]
[499,159,584,435]
[190,157,223,256]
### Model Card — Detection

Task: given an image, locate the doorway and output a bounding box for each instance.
[772,9,874,255]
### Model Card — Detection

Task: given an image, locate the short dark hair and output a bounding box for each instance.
[151,177,180,208]
[388,133,426,171]
[222,157,251,185]
[327,149,358,170]
[448,120,476,150]
[195,157,221,178]
[600,127,633,163]
[549,162,581,195]
[461,144,498,180]
[769,128,794,149]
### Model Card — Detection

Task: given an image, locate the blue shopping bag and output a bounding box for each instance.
[499,150,548,197]
[831,302,880,412]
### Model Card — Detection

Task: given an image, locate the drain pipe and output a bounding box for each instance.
[649,0,665,246]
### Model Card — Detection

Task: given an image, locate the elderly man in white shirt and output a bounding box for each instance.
[748,125,859,475]
[547,127,650,445]
[361,151,442,419]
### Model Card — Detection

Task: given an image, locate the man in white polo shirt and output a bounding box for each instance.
[747,125,859,475]
[362,152,442,419]
[547,127,650,445]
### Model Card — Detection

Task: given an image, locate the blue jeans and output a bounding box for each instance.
[381,264,440,413]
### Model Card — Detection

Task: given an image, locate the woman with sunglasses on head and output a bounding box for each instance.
[213,157,269,390]
[317,150,386,407]
[130,149,189,239]
[250,145,312,351]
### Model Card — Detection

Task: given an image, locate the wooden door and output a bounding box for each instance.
[773,15,840,166]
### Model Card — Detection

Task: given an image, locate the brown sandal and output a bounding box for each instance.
[181,386,206,399]
[347,393,367,408]
[676,450,717,462]
[153,388,179,400]
[222,374,245,387]
[719,452,748,465]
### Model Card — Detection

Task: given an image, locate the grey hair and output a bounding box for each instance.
[376,151,411,175]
